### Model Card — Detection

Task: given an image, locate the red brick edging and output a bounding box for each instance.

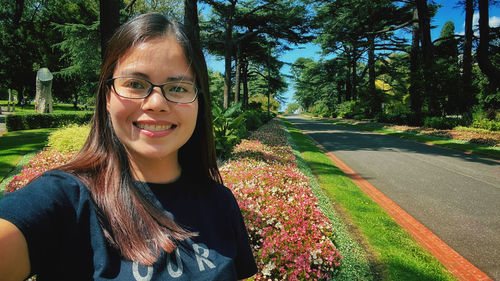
[302,132,493,281]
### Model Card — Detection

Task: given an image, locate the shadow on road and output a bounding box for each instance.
[287,116,499,166]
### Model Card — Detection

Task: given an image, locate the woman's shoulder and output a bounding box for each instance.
[3,170,92,208]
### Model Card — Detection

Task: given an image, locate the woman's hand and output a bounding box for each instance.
[0,219,30,281]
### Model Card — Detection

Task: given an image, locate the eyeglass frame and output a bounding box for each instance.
[106,76,199,104]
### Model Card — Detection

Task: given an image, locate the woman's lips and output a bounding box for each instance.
[133,121,177,137]
[134,122,176,131]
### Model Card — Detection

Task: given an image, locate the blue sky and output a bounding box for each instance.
[205,1,500,109]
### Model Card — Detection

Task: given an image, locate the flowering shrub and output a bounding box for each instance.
[5,149,75,193]
[220,119,342,280]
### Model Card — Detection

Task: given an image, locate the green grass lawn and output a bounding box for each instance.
[0,100,93,114]
[0,128,55,184]
[282,118,457,281]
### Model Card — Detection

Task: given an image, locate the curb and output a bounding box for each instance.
[300,129,493,281]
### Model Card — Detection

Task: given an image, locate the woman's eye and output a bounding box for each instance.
[124,80,146,89]
[168,86,188,93]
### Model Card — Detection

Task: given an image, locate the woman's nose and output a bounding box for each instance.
[142,87,171,112]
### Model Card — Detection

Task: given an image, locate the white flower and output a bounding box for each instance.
[262,262,276,277]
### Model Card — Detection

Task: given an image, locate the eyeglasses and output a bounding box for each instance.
[107,77,199,104]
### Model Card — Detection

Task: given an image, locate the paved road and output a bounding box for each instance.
[286,115,500,280]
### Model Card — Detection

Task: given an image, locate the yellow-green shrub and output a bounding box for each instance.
[47,124,90,152]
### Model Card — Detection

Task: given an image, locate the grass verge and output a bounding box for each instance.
[283,120,375,281]
[0,128,54,184]
[282,118,457,281]
[306,116,500,160]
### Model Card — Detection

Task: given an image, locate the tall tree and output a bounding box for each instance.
[435,21,461,114]
[461,0,474,114]
[416,0,441,116]
[409,5,423,121]
[99,0,121,58]
[477,0,500,88]
[202,0,312,108]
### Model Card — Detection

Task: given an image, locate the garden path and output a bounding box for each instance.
[286,115,500,281]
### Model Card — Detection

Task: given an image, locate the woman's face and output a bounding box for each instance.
[106,36,198,181]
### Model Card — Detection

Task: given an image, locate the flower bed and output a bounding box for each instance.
[221,119,342,280]
[5,149,75,193]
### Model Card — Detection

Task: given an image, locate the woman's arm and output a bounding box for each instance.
[0,219,30,281]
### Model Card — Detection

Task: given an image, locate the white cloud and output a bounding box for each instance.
[458,13,498,36]
[490,16,500,27]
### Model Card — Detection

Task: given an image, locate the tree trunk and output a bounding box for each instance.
[461,0,473,114]
[184,0,210,103]
[14,0,25,28]
[409,6,422,121]
[242,59,249,109]
[184,0,201,46]
[368,35,380,115]
[99,0,121,58]
[416,0,440,116]
[345,48,352,101]
[223,1,236,109]
[234,44,241,104]
[351,47,357,101]
[477,0,500,88]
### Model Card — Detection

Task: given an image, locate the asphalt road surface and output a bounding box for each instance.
[286,115,500,280]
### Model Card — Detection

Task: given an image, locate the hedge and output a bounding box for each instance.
[5,112,93,131]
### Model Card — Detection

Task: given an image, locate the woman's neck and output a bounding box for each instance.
[128,154,181,184]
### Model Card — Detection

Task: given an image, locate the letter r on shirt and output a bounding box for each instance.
[192,243,216,271]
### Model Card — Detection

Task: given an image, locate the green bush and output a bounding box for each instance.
[47,124,90,152]
[212,103,248,159]
[471,118,500,131]
[311,102,331,117]
[423,116,466,130]
[334,101,361,118]
[243,110,263,131]
[5,112,93,131]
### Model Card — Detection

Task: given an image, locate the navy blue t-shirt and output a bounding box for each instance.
[0,170,257,280]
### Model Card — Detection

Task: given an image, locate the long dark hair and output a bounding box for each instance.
[59,13,222,265]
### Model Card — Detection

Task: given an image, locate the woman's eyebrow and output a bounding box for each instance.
[117,70,150,79]
[166,76,195,82]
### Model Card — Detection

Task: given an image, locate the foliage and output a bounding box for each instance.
[122,0,183,22]
[220,119,342,280]
[0,0,99,103]
[212,102,248,159]
[471,118,500,131]
[423,116,467,130]
[248,95,280,111]
[47,124,90,152]
[376,99,415,125]
[310,101,331,118]
[208,69,225,108]
[52,21,100,106]
[286,103,300,114]
[5,112,92,131]
[334,100,363,119]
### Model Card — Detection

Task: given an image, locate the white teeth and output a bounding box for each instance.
[135,123,173,131]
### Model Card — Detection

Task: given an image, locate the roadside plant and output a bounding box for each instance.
[221,119,342,280]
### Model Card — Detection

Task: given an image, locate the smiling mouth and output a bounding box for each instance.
[134,122,177,131]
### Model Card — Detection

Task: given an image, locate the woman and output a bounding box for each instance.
[0,13,257,281]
